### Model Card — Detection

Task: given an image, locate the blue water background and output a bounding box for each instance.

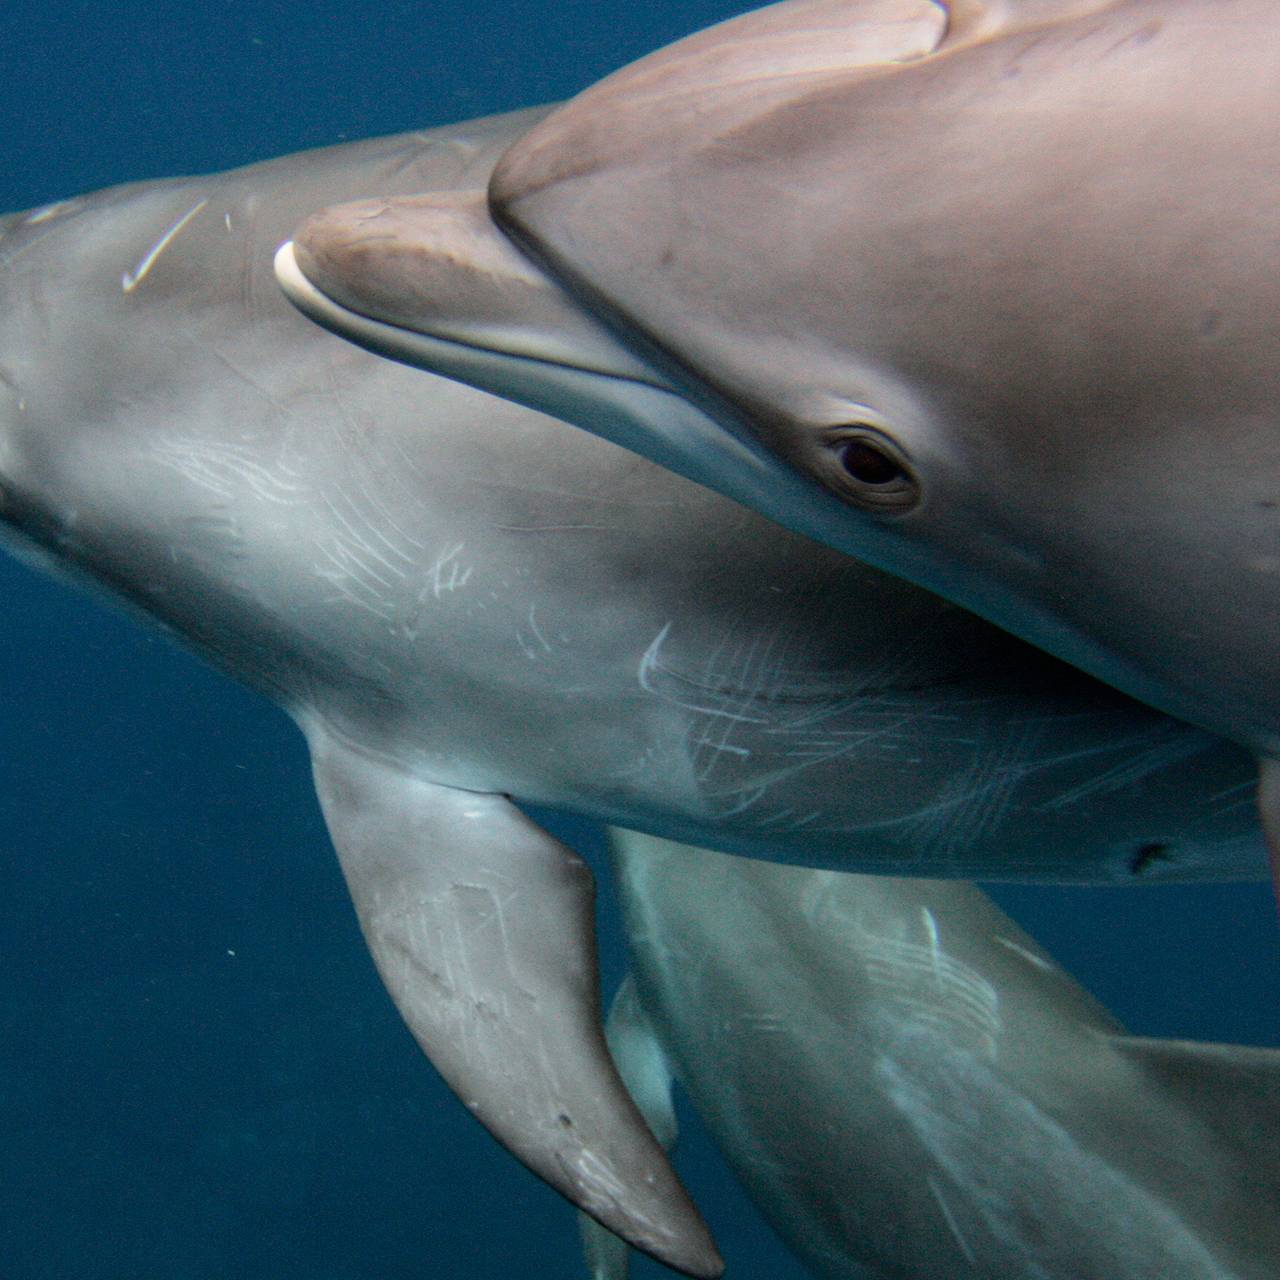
[1,3,1277,1277]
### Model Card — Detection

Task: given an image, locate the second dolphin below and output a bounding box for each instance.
[595,830,1280,1279]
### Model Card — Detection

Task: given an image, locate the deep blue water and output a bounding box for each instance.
[1,3,1277,1277]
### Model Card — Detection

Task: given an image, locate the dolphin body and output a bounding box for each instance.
[2,106,1272,1274]
[592,831,1280,1280]
[276,0,1280,873]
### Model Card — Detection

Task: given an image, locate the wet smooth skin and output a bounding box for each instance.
[488,0,1280,756]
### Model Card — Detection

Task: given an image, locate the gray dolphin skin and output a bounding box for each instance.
[277,0,1280,879]
[592,831,1280,1280]
[4,105,1273,1276]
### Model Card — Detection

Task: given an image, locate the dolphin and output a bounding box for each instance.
[276,0,1280,881]
[3,104,1272,1274]
[589,830,1280,1279]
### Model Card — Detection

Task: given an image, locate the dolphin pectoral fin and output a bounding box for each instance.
[1108,1036,1280,1201]
[306,732,721,1279]
[580,974,681,1280]
[1257,757,1280,913]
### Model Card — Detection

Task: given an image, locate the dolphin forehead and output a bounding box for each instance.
[490,0,947,195]
[490,0,1280,438]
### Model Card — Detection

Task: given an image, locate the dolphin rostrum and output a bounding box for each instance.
[593,830,1280,1279]
[3,102,1271,1272]
[277,0,1280,885]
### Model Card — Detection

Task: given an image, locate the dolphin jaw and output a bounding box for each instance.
[286,190,666,387]
[276,236,656,386]
[275,238,785,511]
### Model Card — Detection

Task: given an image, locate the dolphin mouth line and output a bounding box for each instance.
[274,240,672,394]
[276,238,775,507]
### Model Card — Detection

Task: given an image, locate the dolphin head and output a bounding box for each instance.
[275,189,836,531]
[274,183,1280,900]
[484,0,1280,755]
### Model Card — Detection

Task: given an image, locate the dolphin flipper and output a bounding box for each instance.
[306,731,720,1278]
[580,975,680,1280]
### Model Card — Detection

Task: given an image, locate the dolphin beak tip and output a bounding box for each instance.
[273,239,311,310]
[274,237,350,335]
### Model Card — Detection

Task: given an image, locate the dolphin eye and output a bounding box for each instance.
[824,426,920,514]
[840,439,903,486]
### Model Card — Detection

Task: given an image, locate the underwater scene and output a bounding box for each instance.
[2,1,1279,1277]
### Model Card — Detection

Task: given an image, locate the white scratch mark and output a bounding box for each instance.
[526,604,552,653]
[863,927,1001,1055]
[347,473,426,557]
[122,198,208,292]
[152,438,307,504]
[927,1176,976,1264]
[920,907,942,990]
[322,493,407,583]
[709,785,771,818]
[1036,724,1207,812]
[638,622,674,692]
[429,543,472,598]
[224,212,233,231]
[637,622,767,722]
[324,538,396,592]
[994,935,1055,972]
[25,199,80,225]
[314,547,395,620]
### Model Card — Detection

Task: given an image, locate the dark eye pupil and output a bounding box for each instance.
[840,440,902,486]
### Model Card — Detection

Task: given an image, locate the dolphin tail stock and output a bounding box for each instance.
[579,972,681,1280]
[305,729,721,1278]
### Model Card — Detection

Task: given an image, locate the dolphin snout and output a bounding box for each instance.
[282,191,659,382]
[291,190,548,337]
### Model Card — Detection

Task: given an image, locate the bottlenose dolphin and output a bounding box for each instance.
[4,103,1271,1272]
[591,830,1280,1279]
[277,0,1280,879]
